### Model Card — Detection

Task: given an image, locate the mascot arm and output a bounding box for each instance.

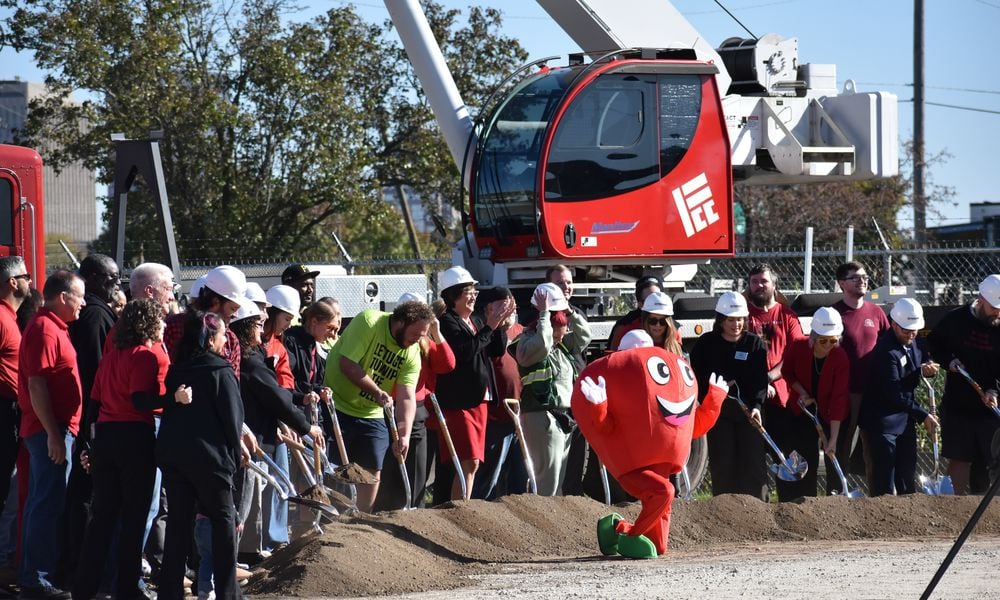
[692,373,729,439]
[577,375,614,432]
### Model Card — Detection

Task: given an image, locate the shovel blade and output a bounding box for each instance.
[770,451,809,481]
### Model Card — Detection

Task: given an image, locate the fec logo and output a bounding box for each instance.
[672,173,719,238]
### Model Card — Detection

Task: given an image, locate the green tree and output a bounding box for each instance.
[0,0,526,265]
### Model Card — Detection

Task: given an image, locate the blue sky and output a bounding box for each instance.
[2,0,997,230]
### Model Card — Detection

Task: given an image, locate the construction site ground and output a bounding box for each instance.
[246,494,1000,599]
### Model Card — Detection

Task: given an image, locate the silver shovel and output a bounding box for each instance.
[384,403,413,509]
[503,398,538,495]
[730,384,808,481]
[428,393,468,499]
[918,377,953,495]
[797,398,863,498]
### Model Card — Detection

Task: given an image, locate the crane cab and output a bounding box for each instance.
[471,52,734,264]
[0,145,46,287]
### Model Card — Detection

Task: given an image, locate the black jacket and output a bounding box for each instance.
[435,309,506,410]
[860,330,929,435]
[157,351,244,477]
[283,326,336,437]
[69,292,117,433]
[241,346,311,445]
[689,330,768,418]
[927,304,1000,419]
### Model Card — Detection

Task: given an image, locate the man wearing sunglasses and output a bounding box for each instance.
[832,261,890,485]
[0,257,30,522]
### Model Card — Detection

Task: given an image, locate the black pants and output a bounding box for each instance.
[867,420,918,497]
[160,463,240,600]
[72,422,156,600]
[55,433,92,587]
[0,401,19,514]
[707,413,770,502]
[765,404,819,501]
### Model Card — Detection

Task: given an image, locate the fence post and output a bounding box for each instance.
[804,227,814,293]
[846,226,854,263]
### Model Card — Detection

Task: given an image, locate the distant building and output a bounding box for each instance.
[929,201,998,246]
[0,79,98,245]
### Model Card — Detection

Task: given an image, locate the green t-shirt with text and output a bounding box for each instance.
[324,309,421,419]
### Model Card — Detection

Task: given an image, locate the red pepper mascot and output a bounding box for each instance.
[571,345,728,558]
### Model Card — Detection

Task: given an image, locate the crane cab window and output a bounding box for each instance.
[545,73,703,202]
[0,179,13,247]
[474,70,574,240]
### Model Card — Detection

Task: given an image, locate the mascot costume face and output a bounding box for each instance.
[571,346,727,558]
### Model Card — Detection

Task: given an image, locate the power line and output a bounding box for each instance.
[859,82,1000,96]
[973,0,1000,9]
[900,98,1000,115]
[711,0,757,39]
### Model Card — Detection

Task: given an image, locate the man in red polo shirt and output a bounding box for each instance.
[0,256,30,518]
[18,270,84,599]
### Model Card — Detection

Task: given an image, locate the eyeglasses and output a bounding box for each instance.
[647,317,669,326]
[817,337,839,345]
[462,289,479,297]
[842,275,870,282]
[11,273,30,281]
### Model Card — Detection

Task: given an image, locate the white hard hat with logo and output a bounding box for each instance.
[642,291,674,316]
[889,298,925,331]
[232,296,262,323]
[715,291,749,317]
[438,266,477,293]
[398,291,425,304]
[245,282,270,307]
[619,330,654,351]
[531,282,570,312]
[979,274,1000,309]
[810,306,844,337]
[266,284,301,316]
[203,265,247,302]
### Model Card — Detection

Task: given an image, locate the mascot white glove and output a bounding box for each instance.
[708,372,729,395]
[580,375,607,405]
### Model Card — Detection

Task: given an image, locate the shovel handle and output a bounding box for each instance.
[384,404,405,465]
[503,398,538,494]
[323,397,351,467]
[428,393,467,500]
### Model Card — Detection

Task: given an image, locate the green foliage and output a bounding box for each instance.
[0,0,526,264]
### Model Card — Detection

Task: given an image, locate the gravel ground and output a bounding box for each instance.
[368,538,1000,600]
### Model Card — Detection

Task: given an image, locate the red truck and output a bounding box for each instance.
[0,144,47,287]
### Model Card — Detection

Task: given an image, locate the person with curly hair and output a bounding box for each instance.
[72,299,189,600]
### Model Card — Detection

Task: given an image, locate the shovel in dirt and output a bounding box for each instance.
[428,393,469,500]
[248,447,339,524]
[918,377,953,495]
[797,398,862,498]
[730,384,808,481]
[384,402,413,509]
[954,364,1000,419]
[503,398,538,495]
[320,396,366,514]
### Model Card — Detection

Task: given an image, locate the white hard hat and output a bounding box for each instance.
[641,291,674,316]
[266,284,301,316]
[203,265,247,302]
[189,275,206,298]
[715,291,749,317]
[810,306,844,337]
[438,266,477,293]
[619,329,654,351]
[232,296,262,323]
[245,282,270,307]
[398,292,424,304]
[979,274,1000,309]
[531,282,569,312]
[889,297,925,331]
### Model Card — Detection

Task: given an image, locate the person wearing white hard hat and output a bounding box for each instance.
[927,274,1000,495]
[323,300,436,512]
[609,275,663,352]
[261,284,300,390]
[509,282,592,496]
[229,297,324,554]
[860,298,939,496]
[163,265,247,375]
[637,291,682,355]
[689,291,770,501]
[434,266,517,500]
[780,306,851,497]
[831,261,891,485]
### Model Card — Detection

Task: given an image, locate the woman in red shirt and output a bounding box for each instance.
[781,306,851,498]
[72,299,187,600]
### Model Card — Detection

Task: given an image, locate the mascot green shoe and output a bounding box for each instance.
[617,533,657,559]
[596,513,623,555]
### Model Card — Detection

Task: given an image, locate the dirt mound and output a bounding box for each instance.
[247,494,1000,597]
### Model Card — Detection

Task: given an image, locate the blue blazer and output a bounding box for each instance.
[860,329,930,436]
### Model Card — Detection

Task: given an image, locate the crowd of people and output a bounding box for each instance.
[0,253,997,599]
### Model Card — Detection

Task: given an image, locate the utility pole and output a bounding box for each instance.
[913,0,926,244]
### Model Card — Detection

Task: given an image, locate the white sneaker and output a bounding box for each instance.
[141,558,152,578]
[197,592,216,600]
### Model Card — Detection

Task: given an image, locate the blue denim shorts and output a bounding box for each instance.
[336,411,390,471]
